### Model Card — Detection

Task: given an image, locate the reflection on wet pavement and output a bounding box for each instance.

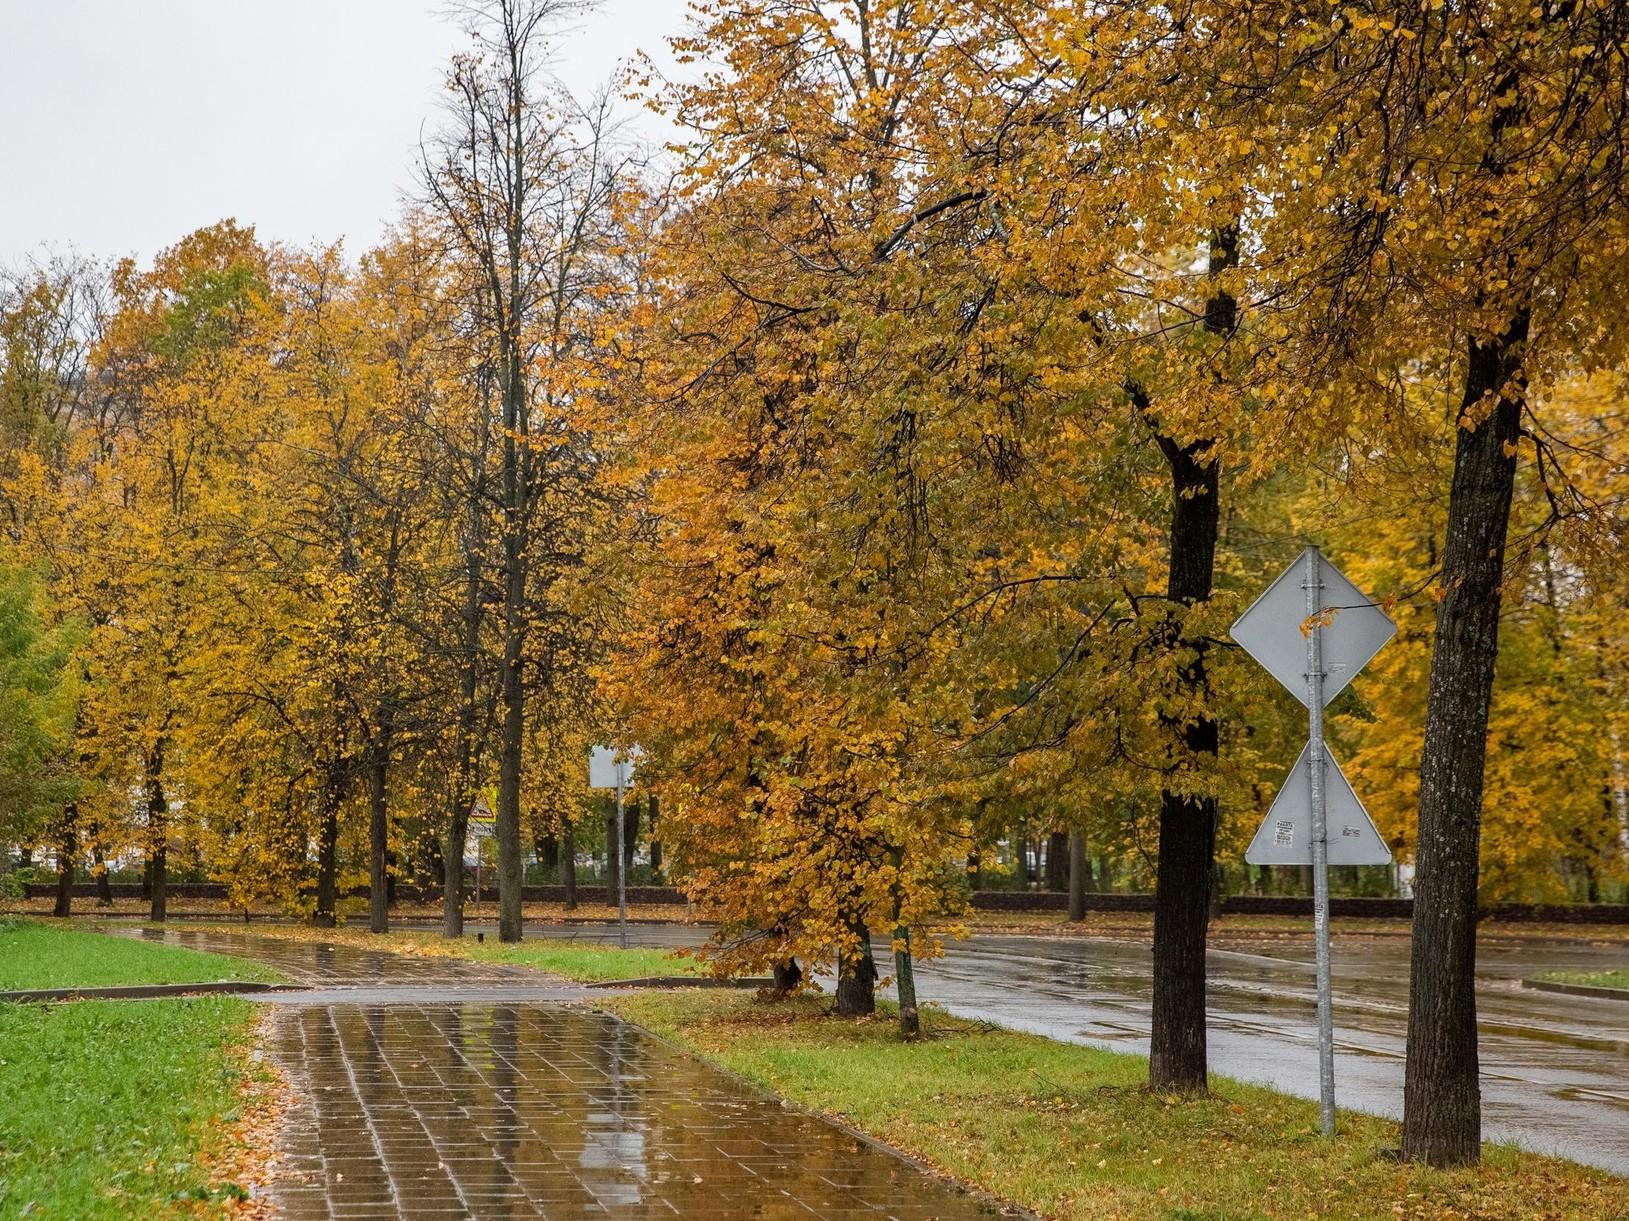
[270,1004,999,1220]
[110,927,1004,1218]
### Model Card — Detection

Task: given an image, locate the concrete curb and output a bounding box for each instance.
[586,976,774,990]
[0,980,301,1003]
[1522,978,1629,1002]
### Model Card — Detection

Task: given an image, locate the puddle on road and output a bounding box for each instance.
[269,1003,1001,1220]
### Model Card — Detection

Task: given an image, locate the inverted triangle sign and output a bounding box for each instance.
[1245,741,1392,867]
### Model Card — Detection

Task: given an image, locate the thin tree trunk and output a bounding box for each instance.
[314,764,343,927]
[604,801,620,907]
[368,727,391,934]
[1403,312,1528,1168]
[648,794,662,878]
[496,540,526,941]
[1068,830,1088,922]
[539,834,560,876]
[623,796,640,870]
[835,913,877,1016]
[442,811,468,938]
[561,821,577,910]
[1142,225,1233,1095]
[92,838,112,906]
[146,741,169,923]
[1045,830,1069,891]
[53,806,76,918]
[894,924,920,1039]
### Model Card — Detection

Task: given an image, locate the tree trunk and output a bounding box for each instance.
[1402,312,1528,1168]
[92,839,112,906]
[623,796,640,870]
[495,553,526,942]
[835,914,877,1016]
[561,821,577,910]
[1045,830,1069,891]
[604,801,621,907]
[648,794,662,878]
[772,957,802,996]
[146,741,169,923]
[53,807,76,918]
[1142,226,1232,1095]
[893,924,920,1039]
[1068,830,1088,922]
[367,729,391,934]
[314,764,343,927]
[443,802,469,939]
[539,834,560,876]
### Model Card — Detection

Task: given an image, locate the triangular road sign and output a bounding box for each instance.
[1245,742,1392,867]
[1231,549,1395,708]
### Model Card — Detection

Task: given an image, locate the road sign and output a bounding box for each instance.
[1231,550,1395,707]
[1244,742,1390,866]
[1231,545,1394,1140]
[589,744,644,948]
[589,745,640,790]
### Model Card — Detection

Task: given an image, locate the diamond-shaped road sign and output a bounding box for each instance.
[1244,741,1391,866]
[1231,551,1395,708]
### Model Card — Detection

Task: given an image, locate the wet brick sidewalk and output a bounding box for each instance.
[269,1003,1001,1220]
[111,928,1006,1218]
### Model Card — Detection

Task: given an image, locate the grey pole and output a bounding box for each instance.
[615,765,628,950]
[1304,545,1336,1137]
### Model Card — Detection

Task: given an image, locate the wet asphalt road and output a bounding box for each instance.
[518,921,1629,1175]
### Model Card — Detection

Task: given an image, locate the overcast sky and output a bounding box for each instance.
[0,0,686,267]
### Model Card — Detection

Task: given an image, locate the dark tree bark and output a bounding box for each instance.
[146,741,169,923]
[92,839,112,906]
[772,957,802,995]
[1143,225,1233,1094]
[604,801,621,907]
[53,807,76,918]
[443,807,469,939]
[1044,830,1069,891]
[647,794,662,878]
[623,797,640,870]
[834,914,877,1016]
[1403,312,1529,1168]
[539,834,560,875]
[367,727,392,934]
[313,762,345,928]
[1068,830,1088,922]
[561,821,577,910]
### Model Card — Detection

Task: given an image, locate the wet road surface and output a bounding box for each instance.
[502,921,1629,1175]
[116,928,1004,1219]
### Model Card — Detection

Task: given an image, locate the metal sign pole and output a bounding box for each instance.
[1305,546,1336,1137]
[615,764,628,949]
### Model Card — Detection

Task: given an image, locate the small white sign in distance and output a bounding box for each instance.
[1245,742,1392,866]
[589,745,642,790]
[1231,552,1396,708]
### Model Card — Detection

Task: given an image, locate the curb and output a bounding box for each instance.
[0,981,301,1004]
[1522,978,1629,1002]
[586,976,774,990]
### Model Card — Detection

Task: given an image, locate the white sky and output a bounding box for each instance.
[0,0,689,267]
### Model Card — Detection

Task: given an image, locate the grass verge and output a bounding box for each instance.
[0,919,284,991]
[600,989,1628,1221]
[0,995,272,1218]
[172,921,704,983]
[1536,968,1629,991]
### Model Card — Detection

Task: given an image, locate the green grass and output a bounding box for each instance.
[0,995,262,1218]
[0,919,283,991]
[1537,968,1629,991]
[601,989,1629,1221]
[427,936,706,982]
[171,921,705,983]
